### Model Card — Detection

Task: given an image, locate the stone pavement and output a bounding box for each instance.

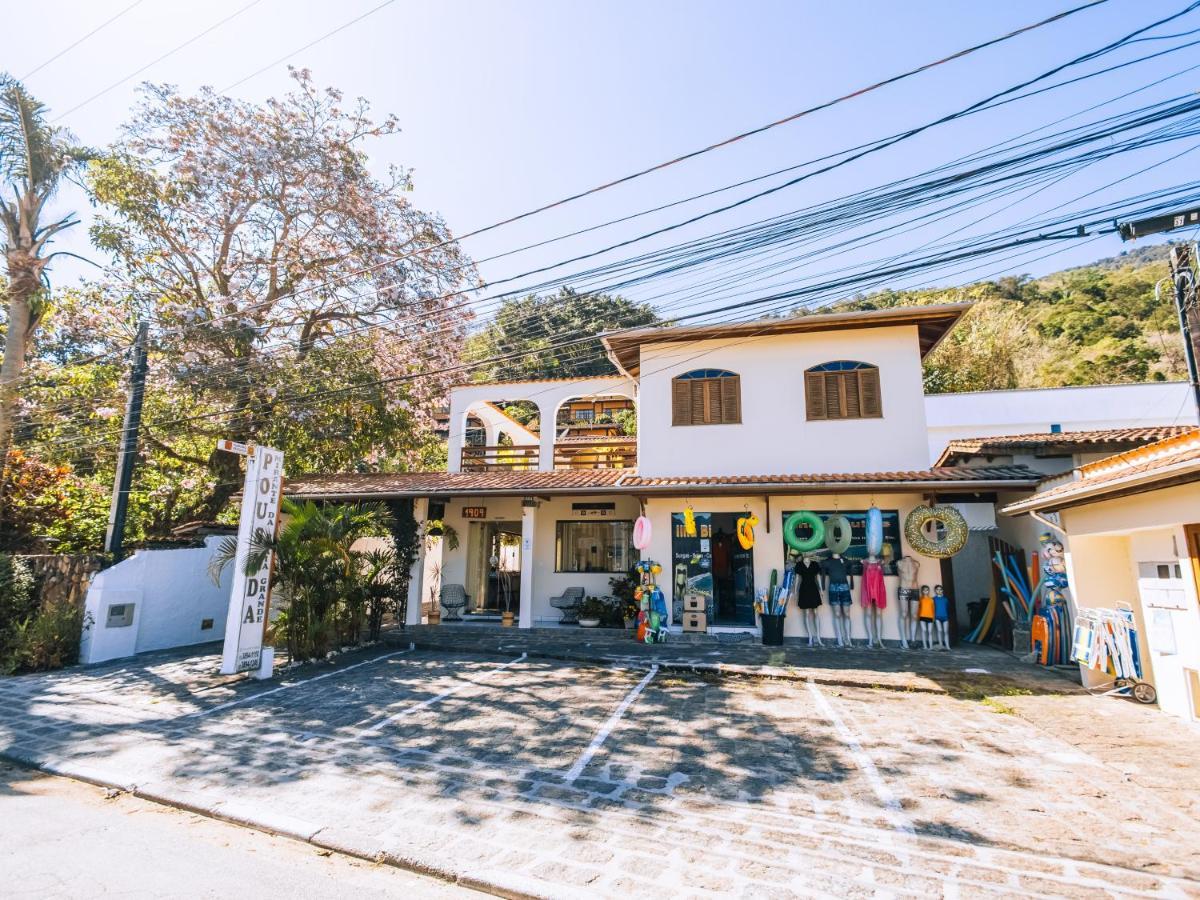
[399,623,1082,696]
[2,643,1199,899]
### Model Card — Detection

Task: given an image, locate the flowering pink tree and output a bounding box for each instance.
[88,69,477,517]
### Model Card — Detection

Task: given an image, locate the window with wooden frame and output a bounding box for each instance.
[804,361,882,420]
[671,369,741,426]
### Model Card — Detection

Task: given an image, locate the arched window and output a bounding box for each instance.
[805,361,881,420]
[672,369,741,426]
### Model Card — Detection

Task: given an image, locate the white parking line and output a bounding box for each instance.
[805,678,915,836]
[563,664,658,784]
[189,647,412,718]
[360,653,528,734]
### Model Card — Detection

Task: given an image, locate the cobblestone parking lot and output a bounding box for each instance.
[3,642,1199,898]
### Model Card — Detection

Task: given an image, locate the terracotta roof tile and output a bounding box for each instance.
[287,464,1039,499]
[619,466,1039,489]
[1003,428,1200,513]
[936,426,1191,465]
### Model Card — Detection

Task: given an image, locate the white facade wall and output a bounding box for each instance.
[636,326,931,477]
[80,536,233,665]
[924,382,1198,464]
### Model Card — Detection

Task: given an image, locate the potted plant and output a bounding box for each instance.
[622,602,639,630]
[577,596,606,627]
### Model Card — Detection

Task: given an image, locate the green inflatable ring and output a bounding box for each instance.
[904,504,969,559]
[784,510,825,553]
[824,514,853,554]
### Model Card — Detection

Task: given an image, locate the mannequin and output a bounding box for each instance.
[933,584,951,651]
[896,556,921,649]
[821,552,854,647]
[860,554,886,649]
[792,551,824,647]
[917,585,934,650]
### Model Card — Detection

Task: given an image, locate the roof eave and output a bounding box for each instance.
[289,476,1039,502]
[1001,458,1200,516]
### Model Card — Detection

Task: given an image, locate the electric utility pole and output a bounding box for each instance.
[1117,209,1200,418]
[104,321,149,561]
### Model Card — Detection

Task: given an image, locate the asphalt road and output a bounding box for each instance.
[0,762,477,899]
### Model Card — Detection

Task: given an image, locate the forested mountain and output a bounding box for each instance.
[810,243,1188,393]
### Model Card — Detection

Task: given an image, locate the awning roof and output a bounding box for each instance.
[285,463,1039,501]
[602,303,971,376]
[1002,429,1200,515]
[935,425,1193,466]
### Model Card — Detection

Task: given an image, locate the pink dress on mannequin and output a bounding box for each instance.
[861,560,887,609]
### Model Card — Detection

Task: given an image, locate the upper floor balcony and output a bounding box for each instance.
[447,376,638,473]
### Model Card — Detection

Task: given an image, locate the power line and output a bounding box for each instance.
[21,0,146,80]
[220,0,399,92]
[51,0,266,123]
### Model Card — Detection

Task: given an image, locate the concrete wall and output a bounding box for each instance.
[925,382,1198,464]
[636,325,931,477]
[80,537,233,665]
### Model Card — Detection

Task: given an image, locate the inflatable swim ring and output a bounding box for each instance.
[824,514,852,554]
[683,506,697,537]
[903,505,968,559]
[865,506,884,557]
[632,515,652,550]
[736,513,758,550]
[784,510,826,553]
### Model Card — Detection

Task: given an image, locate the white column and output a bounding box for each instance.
[538,416,556,471]
[519,499,537,628]
[406,497,429,626]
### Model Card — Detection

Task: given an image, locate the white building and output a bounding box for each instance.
[288,303,1197,646]
[1004,430,1200,722]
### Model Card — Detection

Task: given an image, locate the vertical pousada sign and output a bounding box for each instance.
[218,442,285,675]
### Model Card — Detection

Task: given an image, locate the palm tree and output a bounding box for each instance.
[209,499,393,660]
[0,75,89,450]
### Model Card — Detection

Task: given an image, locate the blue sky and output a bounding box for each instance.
[9,0,1200,321]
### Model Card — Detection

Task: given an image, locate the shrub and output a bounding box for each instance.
[0,554,38,637]
[3,601,89,674]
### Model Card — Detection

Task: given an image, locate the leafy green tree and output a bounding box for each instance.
[88,69,477,520]
[0,76,90,453]
[466,287,657,381]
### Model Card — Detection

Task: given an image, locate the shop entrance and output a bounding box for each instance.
[670,511,755,627]
[466,521,522,615]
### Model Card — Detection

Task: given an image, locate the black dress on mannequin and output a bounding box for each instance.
[793,558,823,609]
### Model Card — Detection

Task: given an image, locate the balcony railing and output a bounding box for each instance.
[460,445,540,471]
[460,438,637,471]
[554,437,637,470]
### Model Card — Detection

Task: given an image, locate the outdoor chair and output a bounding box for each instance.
[440,584,468,622]
[550,586,585,625]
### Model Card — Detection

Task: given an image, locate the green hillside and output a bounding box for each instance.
[811,243,1188,393]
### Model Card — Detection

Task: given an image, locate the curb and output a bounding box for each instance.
[0,750,543,900]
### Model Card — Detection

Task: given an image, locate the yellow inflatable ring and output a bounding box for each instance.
[736,513,758,550]
[904,504,968,559]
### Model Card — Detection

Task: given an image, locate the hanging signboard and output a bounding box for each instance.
[218,442,285,675]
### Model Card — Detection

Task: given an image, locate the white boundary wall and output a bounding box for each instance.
[924,382,1198,464]
[80,536,234,665]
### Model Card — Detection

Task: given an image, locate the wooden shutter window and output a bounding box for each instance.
[672,372,741,426]
[720,375,740,423]
[805,363,882,420]
[804,371,827,420]
[859,366,882,417]
[672,378,693,425]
